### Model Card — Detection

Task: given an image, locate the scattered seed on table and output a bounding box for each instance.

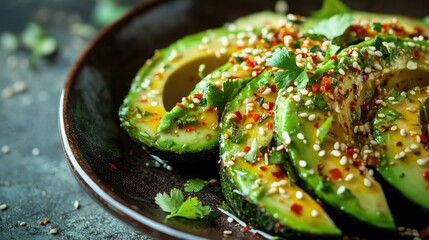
[227,217,234,223]
[1,145,11,154]
[0,204,8,211]
[223,230,232,235]
[19,221,27,227]
[74,200,80,209]
[49,228,60,235]
[32,148,40,156]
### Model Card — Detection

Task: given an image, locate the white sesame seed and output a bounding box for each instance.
[330,150,341,157]
[417,159,428,166]
[410,144,419,150]
[305,100,312,106]
[338,68,345,75]
[297,133,305,140]
[351,50,359,58]
[19,222,27,227]
[400,129,406,137]
[287,86,294,92]
[345,173,354,181]
[276,145,285,151]
[166,165,173,171]
[377,113,385,118]
[245,124,253,130]
[293,95,301,102]
[333,142,340,150]
[337,185,346,195]
[339,156,347,165]
[295,191,303,199]
[50,228,60,235]
[298,112,309,118]
[222,72,231,79]
[74,200,80,209]
[318,150,326,157]
[259,127,266,136]
[223,230,233,235]
[308,114,316,121]
[417,135,422,143]
[279,187,286,195]
[300,89,309,95]
[0,204,7,211]
[237,152,246,157]
[374,63,382,70]
[313,144,320,151]
[262,103,270,110]
[364,67,372,73]
[299,160,307,167]
[407,60,418,70]
[363,178,372,187]
[282,132,291,144]
[352,61,359,69]
[192,98,200,104]
[227,217,234,223]
[1,145,11,154]
[406,107,417,112]
[407,41,416,47]
[311,209,319,217]
[398,151,406,158]
[262,87,272,95]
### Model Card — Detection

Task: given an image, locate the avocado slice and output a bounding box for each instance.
[373,86,429,211]
[220,70,341,238]
[119,11,289,163]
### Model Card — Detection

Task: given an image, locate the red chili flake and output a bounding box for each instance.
[423,170,429,181]
[330,55,338,60]
[204,106,217,112]
[251,113,262,122]
[176,103,185,109]
[243,146,251,153]
[312,84,320,92]
[268,102,275,111]
[251,232,257,238]
[329,168,343,181]
[419,227,427,239]
[412,49,420,59]
[185,126,196,132]
[193,93,203,99]
[266,122,274,130]
[241,226,248,233]
[257,87,266,93]
[339,76,345,82]
[346,147,355,157]
[234,111,242,120]
[184,97,190,102]
[420,134,428,144]
[139,98,147,103]
[320,76,331,93]
[259,166,267,171]
[153,72,163,78]
[201,121,206,126]
[109,163,118,170]
[269,84,277,93]
[230,157,236,162]
[313,122,319,129]
[317,164,325,171]
[272,170,285,178]
[275,223,282,231]
[290,203,303,216]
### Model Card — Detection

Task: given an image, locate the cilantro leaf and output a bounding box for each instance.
[372,22,382,32]
[167,197,212,219]
[311,0,351,19]
[155,188,212,219]
[223,79,242,103]
[266,48,308,89]
[155,188,184,213]
[318,115,334,143]
[184,178,207,192]
[311,14,353,40]
[244,138,258,162]
[93,0,130,27]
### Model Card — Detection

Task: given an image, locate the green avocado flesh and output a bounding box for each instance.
[118,11,288,162]
[219,71,341,237]
[374,87,429,210]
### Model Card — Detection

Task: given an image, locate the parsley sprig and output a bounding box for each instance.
[155,188,212,219]
[266,48,309,90]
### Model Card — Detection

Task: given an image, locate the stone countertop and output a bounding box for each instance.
[0,1,152,239]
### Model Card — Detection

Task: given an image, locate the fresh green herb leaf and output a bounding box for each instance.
[1,33,19,51]
[266,47,307,89]
[155,188,212,219]
[244,138,258,162]
[268,149,284,165]
[311,0,351,19]
[313,93,330,111]
[423,16,429,26]
[184,178,207,192]
[311,14,353,40]
[373,22,382,32]
[32,37,57,57]
[328,44,341,57]
[93,0,130,26]
[227,126,246,144]
[295,61,309,89]
[166,197,212,219]
[318,115,334,143]
[223,79,242,103]
[384,109,402,124]
[155,188,184,213]
[21,22,58,57]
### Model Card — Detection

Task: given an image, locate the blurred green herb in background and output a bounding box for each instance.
[93,0,131,27]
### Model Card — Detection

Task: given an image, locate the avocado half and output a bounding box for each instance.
[119,11,289,164]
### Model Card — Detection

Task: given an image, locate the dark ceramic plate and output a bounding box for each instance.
[59,0,429,239]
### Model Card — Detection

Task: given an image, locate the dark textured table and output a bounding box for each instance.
[0,1,152,239]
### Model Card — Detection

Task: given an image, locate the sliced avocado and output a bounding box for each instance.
[373,86,429,211]
[118,11,289,163]
[220,70,341,238]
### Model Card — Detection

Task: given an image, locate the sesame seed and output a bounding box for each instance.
[390,125,398,131]
[19,222,27,227]
[295,191,303,199]
[351,50,359,58]
[417,135,422,143]
[298,112,308,118]
[276,145,284,151]
[245,124,253,130]
[406,60,418,70]
[0,204,8,211]
[262,88,272,95]
[305,100,312,106]
[74,200,80,209]
[352,61,359,69]
[318,150,326,157]
[50,228,60,235]
[299,160,307,167]
[330,150,341,157]
[287,86,294,92]
[222,72,231,79]
[259,127,265,136]
[223,230,233,235]
[308,114,316,121]
[227,217,234,223]
[297,133,305,140]
[293,95,301,102]
[410,144,419,150]
[151,101,158,106]
[311,209,319,217]
[262,103,270,110]
[407,42,416,47]
[313,144,320,151]
[279,187,286,195]
[192,97,200,103]
[374,63,382,70]
[345,173,354,181]
[417,159,428,166]
[398,151,406,158]
[338,68,345,75]
[400,129,406,137]
[166,165,173,171]
[1,145,11,154]
[300,89,309,95]
[377,113,385,118]
[337,185,346,195]
[364,67,372,73]
[340,156,348,165]
[334,142,340,150]
[237,152,246,157]
[363,178,372,187]
[282,132,291,144]
[406,107,417,112]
